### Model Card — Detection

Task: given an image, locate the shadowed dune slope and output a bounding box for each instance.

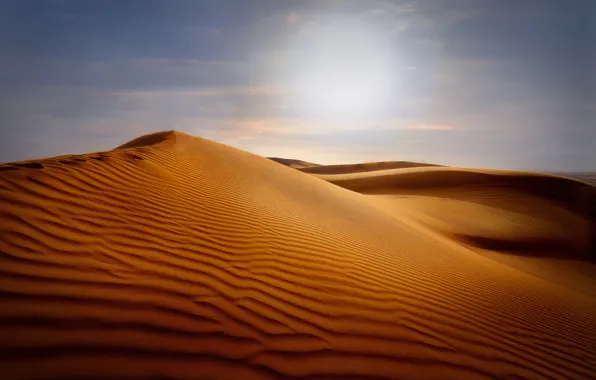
[555,173,596,188]
[314,167,596,261]
[1,131,596,380]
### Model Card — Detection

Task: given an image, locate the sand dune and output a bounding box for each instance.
[299,160,443,175]
[1,130,596,379]
[555,173,596,188]
[267,157,321,169]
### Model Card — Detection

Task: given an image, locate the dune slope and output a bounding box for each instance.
[1,131,596,380]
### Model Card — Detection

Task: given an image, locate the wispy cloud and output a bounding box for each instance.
[130,58,236,67]
[361,0,418,18]
[109,86,278,99]
[219,118,459,137]
[358,0,485,35]
[410,123,457,131]
[285,11,304,26]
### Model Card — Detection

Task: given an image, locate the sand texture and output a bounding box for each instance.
[1,131,596,380]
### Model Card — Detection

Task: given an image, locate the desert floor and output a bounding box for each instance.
[1,131,595,379]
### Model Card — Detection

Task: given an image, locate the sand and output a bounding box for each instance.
[268,157,320,169]
[1,130,595,380]
[300,160,443,174]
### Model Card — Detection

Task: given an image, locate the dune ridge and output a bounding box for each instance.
[1,131,596,379]
[267,157,320,169]
[299,160,443,175]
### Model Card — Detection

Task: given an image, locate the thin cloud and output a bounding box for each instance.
[285,11,304,26]
[223,118,458,137]
[409,123,457,131]
[359,0,484,35]
[110,86,278,99]
[130,58,235,67]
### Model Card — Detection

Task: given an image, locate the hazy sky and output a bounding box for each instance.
[1,0,594,171]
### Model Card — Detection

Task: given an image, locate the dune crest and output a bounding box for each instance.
[299,160,443,175]
[267,157,320,169]
[1,131,596,379]
[115,130,183,149]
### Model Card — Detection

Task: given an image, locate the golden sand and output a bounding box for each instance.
[1,131,595,379]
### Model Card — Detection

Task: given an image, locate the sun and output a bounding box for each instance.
[279,15,399,121]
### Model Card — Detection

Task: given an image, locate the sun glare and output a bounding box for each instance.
[280,15,399,121]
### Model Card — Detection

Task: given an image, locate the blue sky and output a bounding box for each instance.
[1,0,594,171]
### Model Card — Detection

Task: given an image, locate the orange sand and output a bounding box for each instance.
[1,131,595,379]
[268,157,320,169]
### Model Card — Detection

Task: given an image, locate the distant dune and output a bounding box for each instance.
[267,157,321,169]
[553,173,596,188]
[299,160,443,174]
[1,130,596,379]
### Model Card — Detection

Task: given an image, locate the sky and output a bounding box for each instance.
[0,0,594,171]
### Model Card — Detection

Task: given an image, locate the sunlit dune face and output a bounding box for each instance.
[280,16,399,120]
